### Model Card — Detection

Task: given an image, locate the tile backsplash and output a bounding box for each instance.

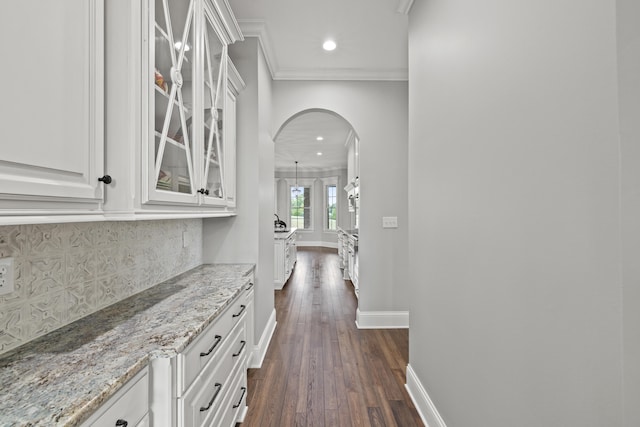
[0,219,203,355]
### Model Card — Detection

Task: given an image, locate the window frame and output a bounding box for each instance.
[322,177,339,232]
[287,178,316,231]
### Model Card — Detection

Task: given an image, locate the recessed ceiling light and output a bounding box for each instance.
[317,152,323,156]
[316,136,324,141]
[322,40,336,51]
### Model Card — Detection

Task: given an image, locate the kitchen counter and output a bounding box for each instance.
[0,263,254,427]
[338,227,359,240]
[274,227,297,240]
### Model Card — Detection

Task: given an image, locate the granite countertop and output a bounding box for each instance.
[338,227,359,239]
[0,263,254,427]
[274,227,297,239]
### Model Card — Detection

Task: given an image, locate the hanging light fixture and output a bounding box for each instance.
[293,160,300,194]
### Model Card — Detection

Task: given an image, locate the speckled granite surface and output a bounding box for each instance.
[0,263,254,427]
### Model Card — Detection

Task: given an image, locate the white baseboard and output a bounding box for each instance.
[296,241,338,249]
[405,364,447,427]
[249,308,276,369]
[355,308,409,329]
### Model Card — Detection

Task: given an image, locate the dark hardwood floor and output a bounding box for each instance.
[240,247,423,427]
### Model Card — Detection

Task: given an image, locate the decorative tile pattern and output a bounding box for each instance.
[0,219,204,356]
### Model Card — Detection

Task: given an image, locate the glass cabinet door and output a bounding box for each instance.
[201,11,226,202]
[152,0,197,200]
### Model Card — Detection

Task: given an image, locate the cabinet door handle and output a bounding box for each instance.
[232,305,246,318]
[200,383,223,412]
[232,340,246,357]
[200,335,222,357]
[245,282,254,290]
[115,420,128,427]
[232,387,247,409]
[98,175,112,184]
[197,188,210,195]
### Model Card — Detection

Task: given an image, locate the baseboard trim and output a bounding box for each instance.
[249,308,276,369]
[405,364,447,427]
[355,308,409,329]
[296,241,338,249]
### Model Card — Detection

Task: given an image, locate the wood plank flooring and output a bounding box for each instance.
[240,247,423,427]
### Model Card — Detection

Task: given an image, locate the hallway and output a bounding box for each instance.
[241,247,423,426]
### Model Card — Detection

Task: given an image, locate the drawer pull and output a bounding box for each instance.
[245,282,254,290]
[200,383,223,412]
[232,305,246,318]
[200,335,222,357]
[232,387,247,409]
[232,340,246,357]
[115,420,128,427]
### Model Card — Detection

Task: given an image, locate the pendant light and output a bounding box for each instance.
[293,160,300,194]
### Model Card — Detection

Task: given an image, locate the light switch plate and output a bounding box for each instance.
[0,257,14,295]
[382,216,398,228]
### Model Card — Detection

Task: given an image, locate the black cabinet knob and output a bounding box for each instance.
[98,175,112,184]
[115,420,128,427]
[198,188,210,195]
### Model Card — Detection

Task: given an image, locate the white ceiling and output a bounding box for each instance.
[229,0,410,170]
[273,110,354,171]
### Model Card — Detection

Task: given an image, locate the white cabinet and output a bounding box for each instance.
[0,0,105,221]
[338,228,358,297]
[274,230,297,290]
[103,0,244,219]
[150,280,253,427]
[81,367,149,427]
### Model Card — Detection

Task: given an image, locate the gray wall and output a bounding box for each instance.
[408,0,623,426]
[618,0,640,424]
[272,80,409,314]
[203,38,275,346]
[274,168,349,247]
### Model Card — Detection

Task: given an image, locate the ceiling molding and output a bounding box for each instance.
[238,19,408,82]
[237,20,278,78]
[274,67,408,82]
[396,0,415,14]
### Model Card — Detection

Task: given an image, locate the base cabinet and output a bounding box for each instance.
[149,281,253,427]
[81,368,149,427]
[274,230,297,289]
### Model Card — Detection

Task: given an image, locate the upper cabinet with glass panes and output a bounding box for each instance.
[149,0,242,208]
[103,0,243,218]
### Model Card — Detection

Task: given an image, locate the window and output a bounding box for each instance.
[326,184,337,230]
[290,185,311,229]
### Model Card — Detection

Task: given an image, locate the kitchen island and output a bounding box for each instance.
[0,263,254,426]
[274,228,297,289]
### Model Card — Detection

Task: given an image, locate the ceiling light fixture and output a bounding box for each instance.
[317,152,323,156]
[316,136,324,141]
[293,160,300,194]
[322,40,337,51]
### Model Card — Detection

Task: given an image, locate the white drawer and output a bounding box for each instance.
[81,368,148,427]
[178,293,248,394]
[211,359,248,427]
[179,322,247,427]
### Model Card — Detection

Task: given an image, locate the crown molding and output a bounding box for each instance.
[397,0,415,14]
[237,19,408,82]
[237,19,277,78]
[274,67,408,81]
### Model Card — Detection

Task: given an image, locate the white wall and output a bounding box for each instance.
[618,0,640,424]
[272,80,409,315]
[408,1,622,426]
[203,38,275,347]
